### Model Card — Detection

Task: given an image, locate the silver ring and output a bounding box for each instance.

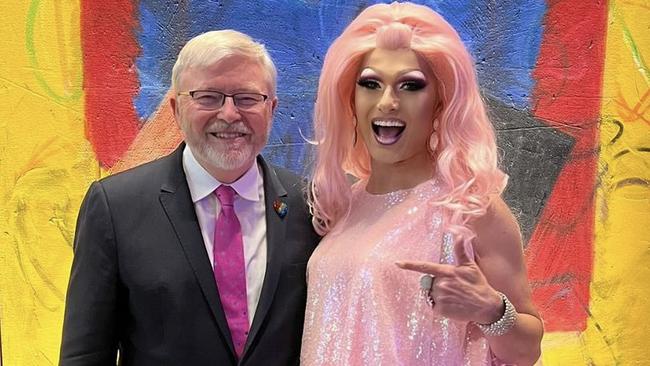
[419,274,434,291]
[419,274,435,307]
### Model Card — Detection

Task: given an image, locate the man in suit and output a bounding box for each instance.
[60,30,319,366]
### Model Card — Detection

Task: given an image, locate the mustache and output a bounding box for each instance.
[207,120,252,134]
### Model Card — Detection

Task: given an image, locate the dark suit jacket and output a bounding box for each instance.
[60,145,319,366]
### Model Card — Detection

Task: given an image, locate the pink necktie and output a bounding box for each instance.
[214,185,249,358]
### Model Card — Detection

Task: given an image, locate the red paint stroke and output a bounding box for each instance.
[527,0,607,331]
[81,1,141,168]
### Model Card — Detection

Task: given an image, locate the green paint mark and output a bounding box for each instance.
[621,26,649,85]
[25,0,83,103]
[610,0,650,85]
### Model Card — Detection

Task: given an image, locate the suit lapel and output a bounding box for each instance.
[244,156,288,354]
[158,145,237,357]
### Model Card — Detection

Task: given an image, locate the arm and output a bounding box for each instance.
[470,196,543,365]
[397,196,543,365]
[60,181,119,366]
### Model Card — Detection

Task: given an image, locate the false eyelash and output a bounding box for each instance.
[357,78,381,89]
[399,79,427,91]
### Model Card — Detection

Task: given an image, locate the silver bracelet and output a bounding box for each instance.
[474,292,517,337]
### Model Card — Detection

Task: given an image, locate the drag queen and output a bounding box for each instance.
[302,3,543,365]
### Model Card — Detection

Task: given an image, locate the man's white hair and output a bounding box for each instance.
[171,30,277,95]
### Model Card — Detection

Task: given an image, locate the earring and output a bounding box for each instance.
[352,117,358,146]
[429,132,438,153]
[429,119,440,154]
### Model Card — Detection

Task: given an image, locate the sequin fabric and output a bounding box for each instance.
[301,179,493,365]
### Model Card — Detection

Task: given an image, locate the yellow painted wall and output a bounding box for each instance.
[540,0,650,364]
[589,0,650,363]
[0,1,98,365]
[1,1,649,366]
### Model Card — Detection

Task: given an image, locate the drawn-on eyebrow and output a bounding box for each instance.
[358,67,427,82]
[358,67,379,79]
[399,70,427,81]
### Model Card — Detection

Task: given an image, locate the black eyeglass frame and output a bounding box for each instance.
[177,90,269,109]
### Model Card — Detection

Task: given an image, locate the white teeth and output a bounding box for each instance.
[211,132,246,138]
[372,119,405,127]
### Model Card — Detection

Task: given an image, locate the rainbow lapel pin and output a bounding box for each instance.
[273,199,288,219]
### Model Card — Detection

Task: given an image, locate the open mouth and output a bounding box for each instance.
[209,131,249,140]
[371,119,406,145]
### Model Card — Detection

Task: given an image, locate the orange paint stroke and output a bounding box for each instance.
[110,90,183,173]
[613,88,650,125]
[14,136,60,183]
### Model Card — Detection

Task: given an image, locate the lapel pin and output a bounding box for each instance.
[273,199,288,218]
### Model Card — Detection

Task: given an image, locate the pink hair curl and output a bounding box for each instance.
[309,2,507,247]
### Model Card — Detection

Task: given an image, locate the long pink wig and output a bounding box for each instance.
[310,2,508,247]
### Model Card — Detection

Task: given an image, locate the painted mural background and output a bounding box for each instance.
[0,1,648,365]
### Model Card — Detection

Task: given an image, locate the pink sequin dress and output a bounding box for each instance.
[301,179,496,365]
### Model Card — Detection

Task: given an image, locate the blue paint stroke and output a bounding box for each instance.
[134,0,545,172]
[432,0,546,110]
[135,1,190,121]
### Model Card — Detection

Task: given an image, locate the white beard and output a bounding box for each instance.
[195,140,256,171]
[180,118,269,173]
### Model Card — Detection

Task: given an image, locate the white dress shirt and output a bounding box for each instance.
[182,145,267,326]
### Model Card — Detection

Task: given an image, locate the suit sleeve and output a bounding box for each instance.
[60,181,119,366]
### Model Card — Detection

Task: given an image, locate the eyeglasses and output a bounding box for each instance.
[177,90,269,110]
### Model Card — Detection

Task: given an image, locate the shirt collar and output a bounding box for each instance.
[182,145,262,203]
